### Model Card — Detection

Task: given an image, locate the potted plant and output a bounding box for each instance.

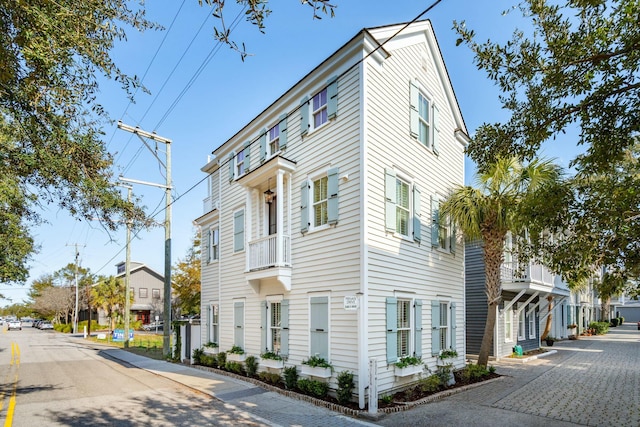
[227,345,246,362]
[301,355,333,378]
[544,336,556,346]
[260,351,284,369]
[203,341,219,355]
[394,356,424,377]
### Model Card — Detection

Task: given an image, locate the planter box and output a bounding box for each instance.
[436,363,455,386]
[394,364,423,378]
[203,347,219,355]
[227,353,246,362]
[301,365,332,378]
[259,359,284,370]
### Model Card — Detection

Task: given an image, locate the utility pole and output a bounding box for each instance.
[117,121,173,357]
[120,184,133,348]
[66,243,85,334]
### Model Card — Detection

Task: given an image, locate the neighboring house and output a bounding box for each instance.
[194,20,470,408]
[465,237,573,359]
[612,294,640,322]
[97,262,164,325]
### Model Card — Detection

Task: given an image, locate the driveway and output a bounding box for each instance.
[378,323,640,427]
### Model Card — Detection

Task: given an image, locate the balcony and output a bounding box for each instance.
[203,197,219,214]
[248,234,291,270]
[246,233,292,293]
[501,261,558,293]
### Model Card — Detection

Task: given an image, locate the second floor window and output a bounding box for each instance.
[418,92,431,147]
[152,289,160,300]
[396,178,410,237]
[209,227,219,261]
[236,150,245,176]
[385,168,420,242]
[139,288,148,298]
[313,175,329,227]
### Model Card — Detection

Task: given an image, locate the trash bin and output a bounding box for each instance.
[513,345,523,356]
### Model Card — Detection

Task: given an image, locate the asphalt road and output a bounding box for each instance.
[0,326,268,426]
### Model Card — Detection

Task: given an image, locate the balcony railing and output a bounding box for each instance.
[203,197,219,214]
[248,234,291,271]
[501,261,554,286]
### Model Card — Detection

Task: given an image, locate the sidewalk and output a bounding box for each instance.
[99,347,378,427]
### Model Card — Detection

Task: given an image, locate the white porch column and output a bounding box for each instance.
[245,189,253,272]
[276,170,284,266]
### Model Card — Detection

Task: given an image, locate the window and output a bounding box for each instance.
[313,175,328,227]
[396,178,410,237]
[518,306,526,340]
[268,123,280,156]
[410,81,439,153]
[300,168,339,233]
[418,92,431,147]
[139,288,148,298]
[210,304,219,345]
[233,209,245,252]
[397,299,411,358]
[152,289,161,300]
[505,306,513,342]
[385,169,421,242]
[208,227,219,262]
[387,297,424,363]
[236,150,245,176]
[528,304,536,339]
[269,301,282,353]
[312,88,328,129]
[431,196,455,252]
[300,76,337,136]
[439,302,449,350]
[430,300,455,356]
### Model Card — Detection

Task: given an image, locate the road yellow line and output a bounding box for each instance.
[3,373,18,427]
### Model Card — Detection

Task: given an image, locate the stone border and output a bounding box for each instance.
[498,349,557,364]
[189,363,503,418]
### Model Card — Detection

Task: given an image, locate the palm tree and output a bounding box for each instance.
[91,276,130,333]
[441,156,562,367]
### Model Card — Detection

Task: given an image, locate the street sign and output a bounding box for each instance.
[344,296,359,311]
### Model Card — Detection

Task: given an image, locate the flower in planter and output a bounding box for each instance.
[228,345,245,355]
[302,355,332,369]
[204,341,218,348]
[260,351,283,361]
[394,356,423,369]
[438,349,458,359]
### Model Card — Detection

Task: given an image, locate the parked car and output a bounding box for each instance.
[142,321,163,331]
[39,322,54,330]
[8,320,22,331]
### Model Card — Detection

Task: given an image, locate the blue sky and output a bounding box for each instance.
[5,0,579,305]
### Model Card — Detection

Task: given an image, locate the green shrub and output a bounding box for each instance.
[379,394,393,405]
[394,356,422,368]
[225,361,245,375]
[245,355,259,377]
[201,354,218,368]
[611,318,619,327]
[204,341,218,348]
[459,364,489,382]
[258,371,283,386]
[260,351,282,361]
[192,348,204,365]
[620,317,625,324]
[488,365,496,374]
[228,345,244,354]
[217,352,227,367]
[283,366,298,390]
[336,370,354,405]
[589,321,609,335]
[418,374,442,393]
[61,324,72,333]
[297,378,329,398]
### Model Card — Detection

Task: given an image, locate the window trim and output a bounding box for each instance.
[266,295,283,353]
[311,87,329,131]
[396,298,413,359]
[528,304,536,339]
[267,123,280,158]
[152,288,161,300]
[209,226,219,262]
[308,293,330,361]
[518,304,526,341]
[210,303,219,345]
[139,288,148,299]
[417,90,432,148]
[386,169,416,241]
[303,167,339,233]
[504,305,514,343]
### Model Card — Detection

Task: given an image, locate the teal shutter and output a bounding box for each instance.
[243,140,251,173]
[413,185,422,243]
[205,229,211,264]
[414,299,423,358]
[327,167,339,225]
[385,169,396,232]
[432,105,440,154]
[259,129,267,163]
[431,195,439,247]
[233,209,245,252]
[451,302,457,350]
[279,114,288,150]
[431,300,441,356]
[234,301,244,349]
[300,96,309,136]
[409,81,419,138]
[281,299,289,357]
[327,76,338,120]
[310,296,329,360]
[261,301,268,352]
[386,297,398,363]
[228,152,235,182]
[300,180,309,233]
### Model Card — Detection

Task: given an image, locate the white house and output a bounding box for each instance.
[194,20,469,409]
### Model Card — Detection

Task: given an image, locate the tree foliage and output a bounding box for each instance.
[91,275,131,331]
[455,0,640,284]
[172,232,201,317]
[441,156,562,367]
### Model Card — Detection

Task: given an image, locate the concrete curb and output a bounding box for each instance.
[498,349,557,364]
